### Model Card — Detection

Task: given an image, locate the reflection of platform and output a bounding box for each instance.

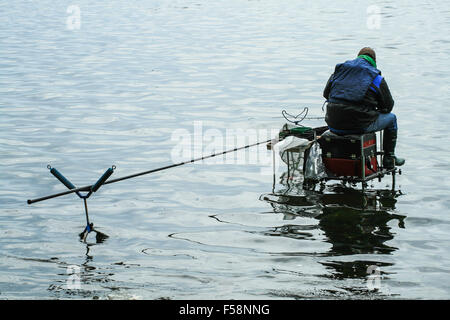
[262,186,403,212]
[260,186,406,256]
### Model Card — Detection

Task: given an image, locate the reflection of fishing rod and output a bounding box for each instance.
[27,139,273,205]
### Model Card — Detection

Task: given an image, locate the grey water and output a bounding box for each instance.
[1,0,449,299]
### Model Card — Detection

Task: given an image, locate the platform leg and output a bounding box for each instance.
[361,135,367,193]
[392,168,396,192]
[272,147,276,193]
[380,130,384,169]
[287,151,290,179]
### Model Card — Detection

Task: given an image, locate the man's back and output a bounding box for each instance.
[323,55,394,131]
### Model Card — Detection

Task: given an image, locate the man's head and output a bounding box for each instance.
[358,47,376,62]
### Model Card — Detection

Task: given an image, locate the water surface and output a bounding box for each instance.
[0,0,449,299]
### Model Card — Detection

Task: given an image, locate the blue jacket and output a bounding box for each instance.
[323,57,394,130]
[328,57,381,104]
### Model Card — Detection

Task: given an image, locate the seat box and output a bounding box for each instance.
[318,131,378,178]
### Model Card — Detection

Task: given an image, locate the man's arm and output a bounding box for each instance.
[323,74,334,100]
[377,78,394,113]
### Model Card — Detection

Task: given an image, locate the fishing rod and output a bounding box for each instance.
[27,137,276,241]
[28,106,319,206]
[27,138,275,205]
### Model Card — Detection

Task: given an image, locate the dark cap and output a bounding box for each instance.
[358,47,376,62]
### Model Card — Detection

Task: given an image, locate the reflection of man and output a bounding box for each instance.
[318,206,399,255]
[323,47,405,169]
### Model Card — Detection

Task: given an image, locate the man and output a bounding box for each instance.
[323,47,405,169]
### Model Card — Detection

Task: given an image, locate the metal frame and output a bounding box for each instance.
[318,131,398,191]
[281,130,400,191]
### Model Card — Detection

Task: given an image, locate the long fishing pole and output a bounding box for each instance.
[27,138,275,205]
